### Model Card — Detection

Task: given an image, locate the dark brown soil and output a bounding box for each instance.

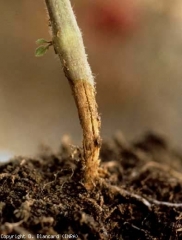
[0,132,182,240]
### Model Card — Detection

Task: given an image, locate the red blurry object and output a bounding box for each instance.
[85,0,140,37]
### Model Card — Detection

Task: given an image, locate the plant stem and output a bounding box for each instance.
[45,0,101,190]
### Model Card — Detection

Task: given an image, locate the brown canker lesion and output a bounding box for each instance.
[69,79,102,189]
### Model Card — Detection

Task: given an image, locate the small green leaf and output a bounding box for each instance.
[36,38,49,45]
[35,45,48,57]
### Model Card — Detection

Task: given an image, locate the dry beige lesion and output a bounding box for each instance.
[69,80,101,189]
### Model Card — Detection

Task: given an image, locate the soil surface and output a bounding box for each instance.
[0,133,182,240]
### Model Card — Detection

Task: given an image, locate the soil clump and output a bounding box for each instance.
[0,133,182,239]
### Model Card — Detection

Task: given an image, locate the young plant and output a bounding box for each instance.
[40,0,102,190]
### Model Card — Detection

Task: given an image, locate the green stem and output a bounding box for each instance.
[45,0,101,190]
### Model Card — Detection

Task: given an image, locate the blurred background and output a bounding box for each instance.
[1,0,182,160]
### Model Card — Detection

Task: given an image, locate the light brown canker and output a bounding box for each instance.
[69,80,101,189]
